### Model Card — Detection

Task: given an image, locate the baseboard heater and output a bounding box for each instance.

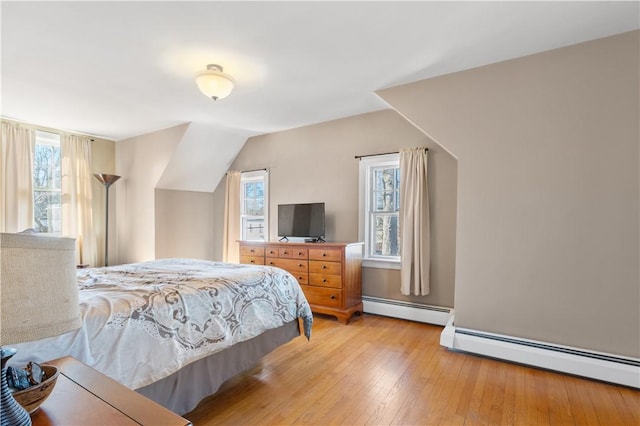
[362,296,453,326]
[440,317,640,389]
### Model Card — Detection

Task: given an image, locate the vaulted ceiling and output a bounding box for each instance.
[3,2,638,191]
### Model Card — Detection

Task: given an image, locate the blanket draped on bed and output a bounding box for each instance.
[9,258,313,390]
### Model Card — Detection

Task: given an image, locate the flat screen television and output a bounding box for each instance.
[278,202,325,241]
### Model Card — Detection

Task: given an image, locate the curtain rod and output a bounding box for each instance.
[0,116,110,142]
[226,168,268,175]
[354,148,427,160]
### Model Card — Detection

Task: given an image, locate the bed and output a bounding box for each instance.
[8,258,313,414]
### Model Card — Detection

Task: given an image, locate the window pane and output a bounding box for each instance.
[246,198,264,216]
[240,171,268,241]
[33,191,61,233]
[33,132,61,234]
[34,145,59,189]
[374,192,383,211]
[360,155,401,264]
[374,168,396,190]
[371,214,400,257]
[243,182,265,216]
[253,198,263,215]
[373,191,394,212]
[373,189,399,213]
[242,217,265,241]
[254,182,263,197]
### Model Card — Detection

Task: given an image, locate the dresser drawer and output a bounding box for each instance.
[291,248,308,259]
[240,246,265,257]
[278,247,294,258]
[309,260,341,275]
[308,248,342,262]
[309,273,342,289]
[289,272,309,285]
[240,256,265,266]
[265,246,279,258]
[302,285,342,308]
[266,258,308,272]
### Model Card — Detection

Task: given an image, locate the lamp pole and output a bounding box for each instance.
[93,174,121,266]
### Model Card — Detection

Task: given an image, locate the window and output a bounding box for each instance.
[33,131,62,234]
[358,153,401,268]
[240,170,269,241]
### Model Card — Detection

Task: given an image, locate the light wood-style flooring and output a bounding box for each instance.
[184,314,639,426]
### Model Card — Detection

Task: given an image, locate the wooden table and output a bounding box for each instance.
[30,356,191,425]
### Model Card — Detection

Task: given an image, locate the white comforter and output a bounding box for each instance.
[9,258,313,389]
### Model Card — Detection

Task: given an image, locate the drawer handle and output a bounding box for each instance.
[298,252,303,255]
[250,260,255,264]
[269,262,274,265]
[298,264,303,267]
[322,279,327,283]
[250,249,255,253]
[330,295,336,300]
[322,265,327,269]
[322,253,327,257]
[283,251,288,255]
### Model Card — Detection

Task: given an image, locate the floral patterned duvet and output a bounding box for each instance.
[10,258,312,389]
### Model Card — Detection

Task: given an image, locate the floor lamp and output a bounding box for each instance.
[94,173,121,266]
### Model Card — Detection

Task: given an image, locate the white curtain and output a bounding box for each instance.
[399,147,430,296]
[223,171,241,263]
[61,134,97,266]
[1,122,34,232]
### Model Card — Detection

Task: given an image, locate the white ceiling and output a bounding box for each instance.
[2,2,638,191]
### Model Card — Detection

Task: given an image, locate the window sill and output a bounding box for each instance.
[362,259,401,270]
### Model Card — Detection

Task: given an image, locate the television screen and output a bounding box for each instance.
[278,203,325,238]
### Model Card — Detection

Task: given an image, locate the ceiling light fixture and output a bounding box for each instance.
[195,64,235,100]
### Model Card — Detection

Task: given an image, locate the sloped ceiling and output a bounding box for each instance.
[2,2,638,191]
[154,122,250,192]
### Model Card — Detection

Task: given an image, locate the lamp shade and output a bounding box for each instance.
[93,173,121,188]
[0,233,82,346]
[195,64,235,100]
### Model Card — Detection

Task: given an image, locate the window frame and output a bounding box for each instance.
[358,153,401,269]
[33,130,62,235]
[240,170,269,241]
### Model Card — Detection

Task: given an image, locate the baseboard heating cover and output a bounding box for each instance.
[362,296,453,326]
[440,316,640,388]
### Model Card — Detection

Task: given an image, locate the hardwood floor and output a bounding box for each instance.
[184,314,639,426]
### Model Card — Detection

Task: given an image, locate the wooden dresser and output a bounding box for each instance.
[239,241,363,324]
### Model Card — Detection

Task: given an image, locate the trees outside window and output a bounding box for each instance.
[359,154,401,268]
[240,170,269,241]
[371,166,400,257]
[33,131,61,233]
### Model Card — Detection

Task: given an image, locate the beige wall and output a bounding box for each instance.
[213,109,458,308]
[115,124,188,264]
[155,188,215,260]
[379,31,639,357]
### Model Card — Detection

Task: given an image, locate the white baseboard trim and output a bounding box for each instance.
[362,296,453,326]
[440,316,640,388]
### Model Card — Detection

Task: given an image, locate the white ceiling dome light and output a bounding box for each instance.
[195,64,235,100]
